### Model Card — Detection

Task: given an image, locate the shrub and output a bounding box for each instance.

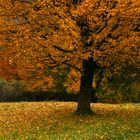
[96,66,140,103]
[0,78,24,102]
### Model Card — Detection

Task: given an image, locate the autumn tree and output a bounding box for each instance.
[0,0,139,115]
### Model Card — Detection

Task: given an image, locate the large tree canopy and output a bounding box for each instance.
[0,0,139,114]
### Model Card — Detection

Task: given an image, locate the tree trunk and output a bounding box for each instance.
[75,57,96,115]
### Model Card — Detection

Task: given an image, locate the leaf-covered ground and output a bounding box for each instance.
[0,102,140,140]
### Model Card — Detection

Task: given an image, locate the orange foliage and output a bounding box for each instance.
[0,48,18,80]
[0,0,139,90]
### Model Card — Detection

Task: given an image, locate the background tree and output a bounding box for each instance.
[0,0,139,115]
[0,47,18,80]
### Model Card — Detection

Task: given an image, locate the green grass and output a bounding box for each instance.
[0,102,140,140]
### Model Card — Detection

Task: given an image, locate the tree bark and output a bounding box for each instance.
[75,57,96,115]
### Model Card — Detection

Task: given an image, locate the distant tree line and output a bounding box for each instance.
[0,65,139,103]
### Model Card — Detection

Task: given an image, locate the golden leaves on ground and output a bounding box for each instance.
[0,102,140,139]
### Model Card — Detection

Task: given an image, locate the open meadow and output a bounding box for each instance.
[0,102,140,140]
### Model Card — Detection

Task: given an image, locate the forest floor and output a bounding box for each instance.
[0,102,140,140]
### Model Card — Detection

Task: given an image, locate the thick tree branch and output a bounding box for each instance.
[53,45,75,53]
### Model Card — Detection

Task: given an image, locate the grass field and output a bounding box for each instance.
[0,102,140,140]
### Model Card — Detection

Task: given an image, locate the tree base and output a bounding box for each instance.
[74,108,95,116]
